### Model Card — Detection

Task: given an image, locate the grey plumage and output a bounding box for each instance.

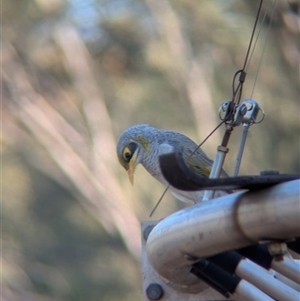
[117,124,229,203]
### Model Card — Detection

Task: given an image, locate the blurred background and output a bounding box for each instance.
[2,0,299,300]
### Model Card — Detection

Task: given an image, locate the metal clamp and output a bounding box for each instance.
[242,99,265,125]
[219,99,265,126]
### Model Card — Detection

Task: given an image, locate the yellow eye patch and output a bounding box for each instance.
[122,142,137,163]
[123,146,133,162]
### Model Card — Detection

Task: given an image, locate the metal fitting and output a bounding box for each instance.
[232,103,247,126]
[219,101,231,120]
[268,242,288,257]
[143,225,155,241]
[242,99,265,124]
[217,145,229,153]
[146,283,164,300]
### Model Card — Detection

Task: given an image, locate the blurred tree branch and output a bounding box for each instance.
[3,39,141,258]
[145,0,221,146]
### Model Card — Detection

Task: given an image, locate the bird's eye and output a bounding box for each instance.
[121,142,137,163]
[123,147,133,162]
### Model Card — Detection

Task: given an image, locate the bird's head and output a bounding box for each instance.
[117,125,151,184]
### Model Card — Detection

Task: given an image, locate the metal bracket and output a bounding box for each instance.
[141,221,229,301]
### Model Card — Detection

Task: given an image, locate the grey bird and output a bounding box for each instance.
[117,124,229,203]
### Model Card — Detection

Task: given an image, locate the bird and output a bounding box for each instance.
[116,124,229,203]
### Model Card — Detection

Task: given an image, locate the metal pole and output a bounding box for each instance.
[272,256,300,285]
[233,99,264,176]
[203,145,229,201]
[236,258,299,301]
[233,123,250,176]
[234,280,275,301]
[146,180,300,286]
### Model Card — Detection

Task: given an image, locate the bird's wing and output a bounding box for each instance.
[162,131,228,178]
[185,155,212,178]
[186,155,229,179]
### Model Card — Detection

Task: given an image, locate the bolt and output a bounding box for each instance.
[143,225,155,241]
[268,242,287,257]
[238,104,247,116]
[146,283,164,300]
[245,101,253,110]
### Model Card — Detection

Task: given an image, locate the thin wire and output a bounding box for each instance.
[241,0,264,71]
[149,185,170,217]
[230,0,264,107]
[245,8,268,72]
[250,0,278,99]
[232,71,243,102]
[190,120,226,157]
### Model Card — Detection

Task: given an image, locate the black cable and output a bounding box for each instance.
[242,0,264,71]
[229,0,264,113]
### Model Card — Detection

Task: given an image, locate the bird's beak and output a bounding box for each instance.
[127,150,138,185]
